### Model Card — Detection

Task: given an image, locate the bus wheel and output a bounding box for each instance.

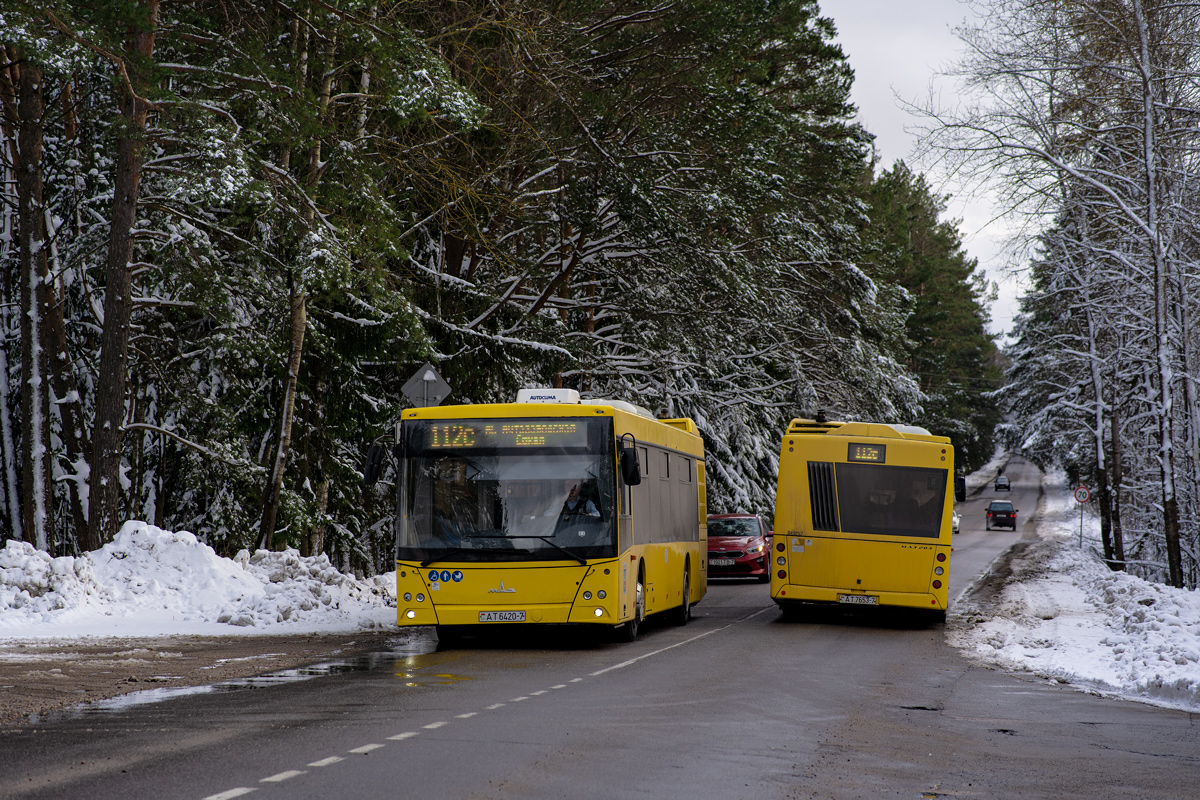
[618,575,645,642]
[436,626,463,647]
[672,563,691,626]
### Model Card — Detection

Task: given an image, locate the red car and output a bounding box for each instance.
[707,514,772,582]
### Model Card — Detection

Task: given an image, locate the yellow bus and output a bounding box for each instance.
[382,388,706,642]
[770,417,965,622]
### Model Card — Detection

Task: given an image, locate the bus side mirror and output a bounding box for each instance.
[364,444,385,486]
[954,476,966,503]
[620,446,642,486]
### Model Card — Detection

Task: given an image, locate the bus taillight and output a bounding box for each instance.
[776,541,785,552]
[777,570,787,580]
[932,580,942,589]
[936,552,946,562]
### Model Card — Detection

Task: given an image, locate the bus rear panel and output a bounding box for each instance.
[771,420,954,617]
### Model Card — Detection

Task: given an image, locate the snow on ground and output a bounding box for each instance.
[951,468,1200,712]
[0,522,396,639]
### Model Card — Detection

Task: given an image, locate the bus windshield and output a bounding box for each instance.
[397,417,617,562]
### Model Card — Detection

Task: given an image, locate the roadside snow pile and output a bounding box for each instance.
[0,522,396,639]
[950,474,1200,711]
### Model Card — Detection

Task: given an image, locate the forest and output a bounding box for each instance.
[3,0,1000,577]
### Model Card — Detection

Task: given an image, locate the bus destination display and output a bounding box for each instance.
[426,420,587,449]
[847,442,886,464]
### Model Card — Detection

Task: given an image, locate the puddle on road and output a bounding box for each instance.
[58,628,444,718]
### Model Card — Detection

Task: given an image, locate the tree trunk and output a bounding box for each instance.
[17,59,55,553]
[258,29,334,549]
[88,0,159,550]
[258,281,306,549]
[1110,392,1125,569]
[0,56,22,540]
[1130,0,1182,587]
[44,211,90,548]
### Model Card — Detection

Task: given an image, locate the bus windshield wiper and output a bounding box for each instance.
[529,536,587,565]
[421,548,469,567]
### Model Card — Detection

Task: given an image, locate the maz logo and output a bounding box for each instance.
[488,580,516,594]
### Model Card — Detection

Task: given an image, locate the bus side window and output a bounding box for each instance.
[639,447,649,477]
[661,451,670,479]
[680,457,692,483]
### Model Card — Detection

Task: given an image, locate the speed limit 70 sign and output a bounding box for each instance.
[1074,486,1090,503]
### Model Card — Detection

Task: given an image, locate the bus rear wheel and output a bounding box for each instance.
[672,563,691,626]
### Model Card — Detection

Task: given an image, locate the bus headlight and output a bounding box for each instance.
[404,593,412,602]
[598,590,606,599]
[594,608,604,617]
[583,591,592,600]
[777,556,786,566]
[416,594,425,602]
[406,610,416,619]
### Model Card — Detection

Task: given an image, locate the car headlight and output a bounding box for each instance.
[747,544,763,554]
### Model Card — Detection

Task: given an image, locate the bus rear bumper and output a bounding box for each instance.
[772,585,947,611]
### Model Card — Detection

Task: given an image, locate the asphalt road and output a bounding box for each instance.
[3,458,1198,800]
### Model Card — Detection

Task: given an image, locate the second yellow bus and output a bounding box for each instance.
[771,417,964,621]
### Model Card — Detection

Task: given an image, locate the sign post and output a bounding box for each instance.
[1073,485,1090,547]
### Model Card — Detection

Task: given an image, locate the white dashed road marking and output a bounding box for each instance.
[260,770,305,783]
[201,615,749,800]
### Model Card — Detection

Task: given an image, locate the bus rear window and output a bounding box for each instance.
[835,463,947,539]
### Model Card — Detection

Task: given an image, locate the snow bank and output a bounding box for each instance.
[0,522,396,639]
[950,471,1200,711]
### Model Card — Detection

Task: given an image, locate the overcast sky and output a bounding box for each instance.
[818,0,1024,340]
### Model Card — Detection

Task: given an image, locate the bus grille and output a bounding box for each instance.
[808,461,840,531]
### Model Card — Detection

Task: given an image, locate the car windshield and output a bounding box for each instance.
[989,502,1014,512]
[708,518,760,537]
[996,477,1009,485]
[397,417,617,562]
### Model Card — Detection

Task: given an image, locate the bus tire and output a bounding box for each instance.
[672,562,691,626]
[618,570,645,641]
[436,626,464,647]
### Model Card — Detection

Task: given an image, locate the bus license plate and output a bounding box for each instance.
[479,610,525,622]
[838,594,878,606]
[709,558,735,567]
